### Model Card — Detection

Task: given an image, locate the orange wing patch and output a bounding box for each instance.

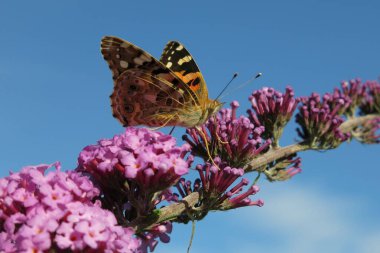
[173,71,202,92]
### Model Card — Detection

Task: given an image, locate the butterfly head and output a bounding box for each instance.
[203,99,223,122]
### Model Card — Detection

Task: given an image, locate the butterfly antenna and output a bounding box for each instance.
[219,72,262,99]
[215,73,239,100]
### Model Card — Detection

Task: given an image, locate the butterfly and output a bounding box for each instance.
[100,36,223,128]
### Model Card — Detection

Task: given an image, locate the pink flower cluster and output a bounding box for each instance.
[76,128,193,251]
[0,163,141,252]
[78,127,192,193]
[296,92,351,149]
[139,222,172,252]
[360,80,380,115]
[175,178,201,199]
[172,157,263,212]
[194,158,264,210]
[339,79,367,116]
[184,101,270,168]
[248,86,300,145]
[265,155,302,181]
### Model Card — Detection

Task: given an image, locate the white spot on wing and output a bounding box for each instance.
[116,54,120,59]
[133,54,152,65]
[134,57,143,65]
[120,60,129,68]
[176,45,184,51]
[140,54,152,62]
[178,56,192,65]
[166,62,173,68]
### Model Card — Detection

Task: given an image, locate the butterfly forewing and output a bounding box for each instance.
[101,36,159,80]
[160,41,209,102]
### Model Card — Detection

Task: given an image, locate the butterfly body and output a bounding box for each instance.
[101,36,222,128]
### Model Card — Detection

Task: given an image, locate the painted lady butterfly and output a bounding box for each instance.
[101,36,223,128]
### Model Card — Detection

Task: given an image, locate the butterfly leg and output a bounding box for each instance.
[148,114,177,131]
[195,126,219,169]
[215,132,228,144]
[211,115,228,145]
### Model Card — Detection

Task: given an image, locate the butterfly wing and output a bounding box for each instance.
[101,36,161,80]
[101,36,211,128]
[160,41,209,103]
[111,68,201,127]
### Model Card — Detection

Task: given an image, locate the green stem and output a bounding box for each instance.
[187,219,196,253]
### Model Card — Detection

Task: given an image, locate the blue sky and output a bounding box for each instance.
[1,1,379,252]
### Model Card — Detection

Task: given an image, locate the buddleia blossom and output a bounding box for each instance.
[296,92,351,149]
[360,80,380,115]
[248,86,300,146]
[76,127,192,252]
[0,163,141,253]
[174,157,263,216]
[324,89,352,117]
[78,127,192,193]
[193,157,264,211]
[264,155,302,182]
[175,178,202,199]
[139,222,172,253]
[184,101,271,168]
[338,79,367,117]
[77,127,191,197]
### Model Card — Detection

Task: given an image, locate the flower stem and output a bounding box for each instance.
[135,114,379,231]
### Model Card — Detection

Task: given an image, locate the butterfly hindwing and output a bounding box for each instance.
[160,41,208,101]
[111,68,201,127]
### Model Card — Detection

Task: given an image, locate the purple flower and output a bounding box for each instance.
[264,155,302,181]
[177,158,264,211]
[78,127,192,192]
[16,207,58,251]
[184,101,270,168]
[296,92,351,149]
[140,222,173,253]
[338,79,367,116]
[0,163,141,253]
[77,127,192,227]
[175,178,202,199]
[360,80,380,115]
[248,86,300,146]
[55,202,141,252]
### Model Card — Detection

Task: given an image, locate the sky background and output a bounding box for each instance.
[1,1,379,252]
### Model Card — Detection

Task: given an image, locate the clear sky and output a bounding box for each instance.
[1,1,379,252]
